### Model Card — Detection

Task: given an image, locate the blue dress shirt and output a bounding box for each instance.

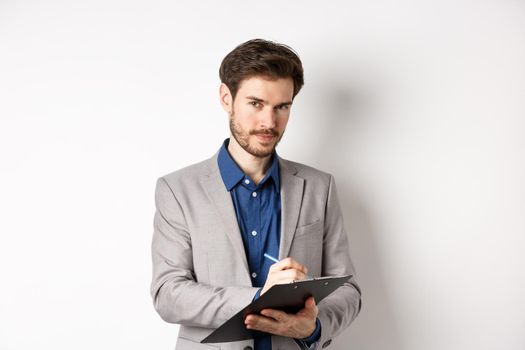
[217,138,320,350]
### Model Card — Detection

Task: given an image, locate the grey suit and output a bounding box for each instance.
[151,150,362,350]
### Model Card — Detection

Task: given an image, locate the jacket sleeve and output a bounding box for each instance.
[316,175,362,347]
[150,177,258,329]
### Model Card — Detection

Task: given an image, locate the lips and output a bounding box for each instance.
[255,134,275,143]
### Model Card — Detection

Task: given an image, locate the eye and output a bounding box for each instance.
[250,101,262,108]
[278,104,290,110]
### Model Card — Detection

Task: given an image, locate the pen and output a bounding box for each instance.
[263,253,280,263]
[263,253,312,279]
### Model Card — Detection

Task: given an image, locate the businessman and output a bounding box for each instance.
[151,39,362,350]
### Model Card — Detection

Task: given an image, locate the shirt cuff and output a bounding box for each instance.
[298,317,321,346]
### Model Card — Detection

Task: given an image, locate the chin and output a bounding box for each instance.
[248,144,275,158]
[253,141,275,150]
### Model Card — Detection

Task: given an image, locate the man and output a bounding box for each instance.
[151,39,361,350]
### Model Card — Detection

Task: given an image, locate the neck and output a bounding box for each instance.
[227,137,273,185]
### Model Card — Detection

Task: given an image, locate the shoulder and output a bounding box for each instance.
[162,157,212,181]
[156,155,216,193]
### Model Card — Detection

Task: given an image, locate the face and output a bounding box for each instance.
[221,76,294,158]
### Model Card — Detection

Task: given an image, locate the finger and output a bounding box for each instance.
[297,297,318,318]
[260,308,288,322]
[245,313,279,332]
[282,268,307,281]
[244,314,256,323]
[269,257,307,274]
[307,297,318,312]
[271,268,307,282]
[279,257,307,274]
[306,296,316,308]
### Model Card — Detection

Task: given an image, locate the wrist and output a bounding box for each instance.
[300,318,321,342]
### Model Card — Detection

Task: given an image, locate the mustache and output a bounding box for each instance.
[250,129,279,137]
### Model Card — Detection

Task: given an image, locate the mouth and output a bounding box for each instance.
[254,134,275,143]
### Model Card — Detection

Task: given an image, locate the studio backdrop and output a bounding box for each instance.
[0,1,524,349]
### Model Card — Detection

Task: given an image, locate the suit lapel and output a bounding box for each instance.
[278,159,305,259]
[200,155,250,279]
[199,154,305,278]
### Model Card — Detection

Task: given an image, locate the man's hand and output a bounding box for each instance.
[260,257,308,295]
[244,296,318,339]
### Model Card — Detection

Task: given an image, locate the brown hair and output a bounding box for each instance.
[219,38,304,101]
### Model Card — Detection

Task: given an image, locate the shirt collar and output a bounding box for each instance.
[217,138,280,192]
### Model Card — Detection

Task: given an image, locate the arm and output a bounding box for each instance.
[316,175,362,347]
[150,177,258,328]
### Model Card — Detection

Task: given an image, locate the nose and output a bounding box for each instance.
[259,107,277,129]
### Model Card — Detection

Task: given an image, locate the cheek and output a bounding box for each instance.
[235,105,257,121]
[233,110,254,127]
[277,116,290,129]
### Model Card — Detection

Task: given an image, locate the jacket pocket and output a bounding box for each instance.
[291,220,323,276]
[294,219,322,237]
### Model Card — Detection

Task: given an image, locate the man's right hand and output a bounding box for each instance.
[261,257,308,295]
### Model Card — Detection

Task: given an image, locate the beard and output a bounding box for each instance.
[229,109,284,158]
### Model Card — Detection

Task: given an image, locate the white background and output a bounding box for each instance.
[1,1,524,349]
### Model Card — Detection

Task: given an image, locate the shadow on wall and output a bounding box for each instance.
[311,77,404,350]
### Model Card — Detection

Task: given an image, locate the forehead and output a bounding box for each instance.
[236,76,294,101]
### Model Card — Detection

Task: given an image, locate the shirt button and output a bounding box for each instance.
[251,230,257,236]
[244,179,250,184]
[251,272,257,278]
[252,192,257,197]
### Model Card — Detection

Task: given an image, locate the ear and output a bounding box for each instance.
[219,83,233,114]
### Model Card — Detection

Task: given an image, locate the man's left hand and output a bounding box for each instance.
[244,296,318,339]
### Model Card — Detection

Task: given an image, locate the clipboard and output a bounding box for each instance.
[201,274,352,343]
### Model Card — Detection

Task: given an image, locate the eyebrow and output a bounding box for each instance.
[245,96,293,108]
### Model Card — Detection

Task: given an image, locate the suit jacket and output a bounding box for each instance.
[151,150,362,350]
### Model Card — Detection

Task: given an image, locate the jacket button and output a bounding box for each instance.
[243,347,253,350]
[322,339,332,348]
